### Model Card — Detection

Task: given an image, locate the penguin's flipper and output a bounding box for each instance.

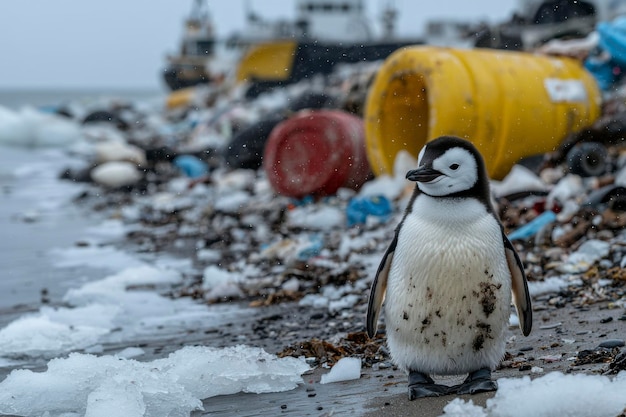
[503,233,532,336]
[366,234,397,338]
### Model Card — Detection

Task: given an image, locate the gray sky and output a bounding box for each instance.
[0,0,516,91]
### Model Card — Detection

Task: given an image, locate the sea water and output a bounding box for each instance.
[0,88,163,110]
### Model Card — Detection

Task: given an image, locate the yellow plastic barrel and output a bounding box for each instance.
[364,46,602,180]
[235,41,297,83]
[166,87,196,109]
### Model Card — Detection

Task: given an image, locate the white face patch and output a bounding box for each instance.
[418,147,478,196]
[417,146,426,166]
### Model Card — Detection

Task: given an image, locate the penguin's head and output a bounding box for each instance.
[406,136,489,198]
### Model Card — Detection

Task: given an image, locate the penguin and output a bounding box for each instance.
[366,135,532,400]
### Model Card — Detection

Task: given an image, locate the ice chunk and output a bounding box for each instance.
[115,347,145,359]
[0,346,309,417]
[320,357,361,384]
[528,276,574,297]
[0,352,200,417]
[0,265,220,359]
[491,165,547,198]
[358,174,406,200]
[202,265,243,300]
[564,239,611,273]
[213,190,251,213]
[0,106,82,148]
[438,372,626,417]
[155,345,310,398]
[546,174,584,208]
[328,294,359,313]
[440,398,487,417]
[287,205,344,231]
[298,294,330,309]
[85,381,146,417]
[64,265,182,307]
[0,305,117,358]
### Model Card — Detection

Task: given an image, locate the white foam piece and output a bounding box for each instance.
[320,357,361,384]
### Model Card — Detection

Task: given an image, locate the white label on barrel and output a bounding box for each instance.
[544,78,588,102]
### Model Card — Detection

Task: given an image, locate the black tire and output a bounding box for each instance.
[287,91,337,112]
[566,142,608,177]
[223,116,285,170]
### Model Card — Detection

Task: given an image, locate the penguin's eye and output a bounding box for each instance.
[449,164,460,170]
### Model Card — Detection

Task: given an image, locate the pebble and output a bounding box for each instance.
[597,339,625,349]
[540,322,562,330]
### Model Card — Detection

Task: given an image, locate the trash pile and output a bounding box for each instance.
[4,23,625,375]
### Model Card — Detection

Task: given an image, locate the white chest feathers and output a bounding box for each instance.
[385,196,512,375]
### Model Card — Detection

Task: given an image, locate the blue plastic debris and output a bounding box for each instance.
[173,155,208,178]
[585,17,626,90]
[346,195,392,227]
[297,234,324,261]
[597,16,626,67]
[584,55,621,91]
[507,210,557,241]
[289,195,315,207]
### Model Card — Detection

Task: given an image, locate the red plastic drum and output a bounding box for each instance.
[263,110,371,198]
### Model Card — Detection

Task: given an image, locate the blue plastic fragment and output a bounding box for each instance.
[585,17,626,90]
[507,210,557,241]
[290,195,315,207]
[346,195,393,227]
[173,155,209,178]
[297,234,324,261]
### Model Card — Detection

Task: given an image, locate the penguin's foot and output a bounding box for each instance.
[408,371,451,400]
[454,368,498,395]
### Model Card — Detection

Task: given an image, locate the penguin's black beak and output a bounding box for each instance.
[406,166,443,183]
